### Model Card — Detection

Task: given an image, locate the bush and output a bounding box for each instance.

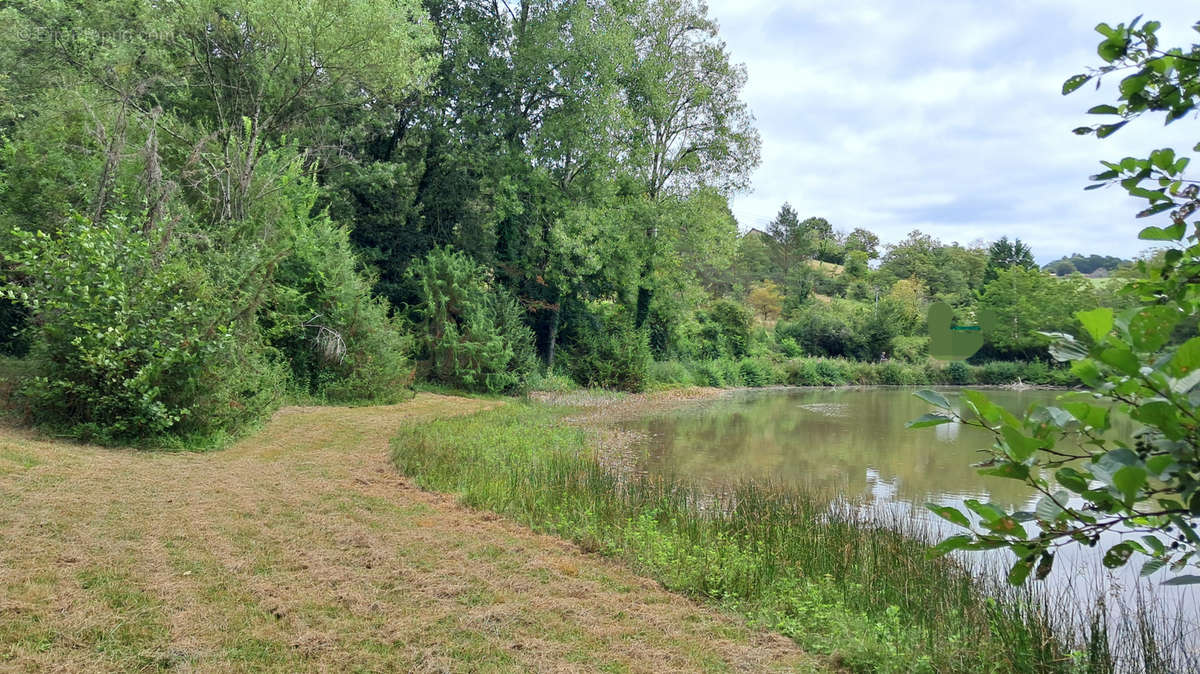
[971,361,1024,385]
[4,213,286,443]
[408,248,537,394]
[777,336,804,358]
[876,361,919,385]
[648,360,696,388]
[266,205,414,404]
[783,358,852,386]
[562,305,650,392]
[890,335,928,363]
[738,357,780,387]
[525,369,579,393]
[944,361,971,385]
[691,358,741,387]
[697,300,753,359]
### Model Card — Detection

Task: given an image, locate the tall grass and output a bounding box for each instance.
[392,404,1083,672]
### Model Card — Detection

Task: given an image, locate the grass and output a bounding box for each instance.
[0,393,821,672]
[391,402,1113,673]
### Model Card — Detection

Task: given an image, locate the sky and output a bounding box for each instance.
[704,1,1199,264]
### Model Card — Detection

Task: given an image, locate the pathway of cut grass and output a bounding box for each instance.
[0,394,822,672]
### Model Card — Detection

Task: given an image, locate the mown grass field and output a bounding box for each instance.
[0,394,822,672]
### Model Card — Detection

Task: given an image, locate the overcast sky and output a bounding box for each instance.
[704,1,1198,263]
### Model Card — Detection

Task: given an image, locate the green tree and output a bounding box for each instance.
[624,0,760,328]
[845,227,881,259]
[977,267,1099,360]
[765,203,808,280]
[407,248,536,393]
[917,15,1200,585]
[985,236,1037,282]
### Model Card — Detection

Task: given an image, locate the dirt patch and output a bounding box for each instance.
[0,393,821,672]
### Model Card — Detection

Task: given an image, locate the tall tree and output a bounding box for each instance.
[844,227,881,259]
[984,236,1037,281]
[766,203,806,280]
[623,0,760,327]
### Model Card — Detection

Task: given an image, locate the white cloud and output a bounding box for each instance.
[707,0,1200,262]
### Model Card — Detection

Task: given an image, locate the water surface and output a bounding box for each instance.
[616,387,1197,643]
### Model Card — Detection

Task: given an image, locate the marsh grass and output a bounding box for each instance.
[391,402,1197,672]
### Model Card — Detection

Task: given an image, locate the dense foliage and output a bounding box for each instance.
[0,0,1151,445]
[407,248,536,393]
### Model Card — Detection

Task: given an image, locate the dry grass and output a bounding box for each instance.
[0,393,822,672]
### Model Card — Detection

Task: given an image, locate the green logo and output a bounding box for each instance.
[927,302,994,361]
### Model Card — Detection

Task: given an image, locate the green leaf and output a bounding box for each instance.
[1162,575,1200,586]
[1087,104,1120,115]
[1119,74,1150,97]
[1098,347,1140,375]
[1140,560,1167,580]
[1056,467,1092,493]
[1035,492,1067,522]
[1008,559,1033,585]
[1064,402,1109,431]
[965,499,1008,524]
[1063,74,1092,95]
[927,534,974,559]
[1076,307,1114,343]
[1000,426,1040,463]
[926,504,971,529]
[1097,121,1129,137]
[913,389,952,410]
[1170,337,1200,377]
[1138,223,1187,240]
[1111,465,1148,502]
[1129,306,1179,351]
[1103,542,1135,569]
[979,463,1030,480]
[907,413,954,429]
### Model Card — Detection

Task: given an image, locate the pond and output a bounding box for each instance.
[616,386,1198,650]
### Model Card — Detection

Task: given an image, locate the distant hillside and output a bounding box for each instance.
[1042,253,1130,277]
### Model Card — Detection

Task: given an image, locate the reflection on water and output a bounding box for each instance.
[617,387,1198,641]
[623,387,1066,509]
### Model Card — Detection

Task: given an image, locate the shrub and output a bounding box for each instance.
[408,247,537,394]
[971,361,1023,385]
[876,361,918,385]
[525,369,578,393]
[697,300,753,359]
[777,336,804,358]
[266,205,414,403]
[813,358,851,385]
[648,360,695,388]
[944,361,971,385]
[738,357,779,387]
[890,335,929,363]
[4,213,286,443]
[562,305,650,392]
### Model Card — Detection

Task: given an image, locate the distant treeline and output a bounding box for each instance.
[1042,253,1129,276]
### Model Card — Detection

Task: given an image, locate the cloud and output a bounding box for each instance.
[707,0,1200,262]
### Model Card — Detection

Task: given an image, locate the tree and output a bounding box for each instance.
[977,267,1099,360]
[765,203,807,280]
[746,281,783,323]
[985,236,1037,282]
[877,231,987,305]
[845,227,881,259]
[407,248,536,393]
[624,0,761,328]
[916,16,1200,586]
[1046,260,1078,276]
